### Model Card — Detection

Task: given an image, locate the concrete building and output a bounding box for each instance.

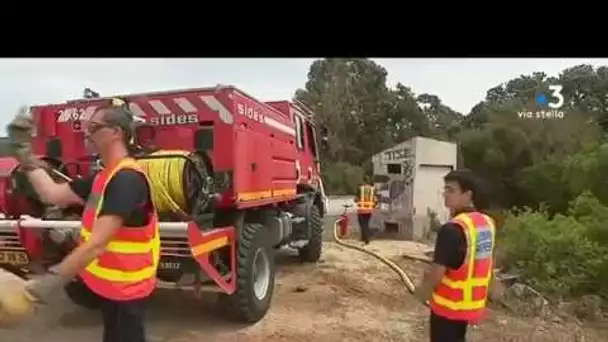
[371,137,457,241]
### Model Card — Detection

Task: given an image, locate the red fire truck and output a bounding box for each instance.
[0,85,327,323]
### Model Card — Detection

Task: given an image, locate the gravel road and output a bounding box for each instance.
[1,221,606,342]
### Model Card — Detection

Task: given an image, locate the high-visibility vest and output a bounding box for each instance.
[430,211,495,323]
[356,184,375,214]
[79,158,160,301]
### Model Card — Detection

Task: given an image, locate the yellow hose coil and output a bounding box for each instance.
[333,218,417,294]
[136,150,190,217]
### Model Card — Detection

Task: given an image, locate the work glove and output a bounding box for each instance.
[24,269,64,305]
[6,106,35,166]
[0,268,36,327]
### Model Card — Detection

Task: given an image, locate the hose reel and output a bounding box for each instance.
[135,150,214,222]
[6,150,215,224]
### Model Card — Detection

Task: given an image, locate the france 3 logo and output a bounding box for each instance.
[518,85,565,120]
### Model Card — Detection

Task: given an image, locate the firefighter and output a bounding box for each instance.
[355,178,377,244]
[413,169,495,342]
[6,102,159,342]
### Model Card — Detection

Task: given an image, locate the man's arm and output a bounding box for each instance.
[54,215,123,279]
[25,168,89,208]
[53,170,149,280]
[6,109,86,208]
[414,223,466,303]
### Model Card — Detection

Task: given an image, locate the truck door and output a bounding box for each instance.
[304,120,320,180]
[294,114,306,183]
[294,114,321,186]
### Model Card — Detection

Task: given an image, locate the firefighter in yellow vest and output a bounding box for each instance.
[6,101,159,342]
[413,169,495,342]
[354,178,378,244]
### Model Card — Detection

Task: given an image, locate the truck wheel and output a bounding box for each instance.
[298,205,323,263]
[219,222,276,323]
[64,279,99,310]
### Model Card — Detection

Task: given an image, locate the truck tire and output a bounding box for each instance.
[219,222,276,323]
[298,205,323,263]
[64,279,99,310]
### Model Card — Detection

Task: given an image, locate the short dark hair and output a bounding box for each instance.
[444,168,477,194]
[444,168,491,210]
[94,103,135,144]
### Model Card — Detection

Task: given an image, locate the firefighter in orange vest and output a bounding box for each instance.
[413,169,495,342]
[355,178,377,244]
[6,101,159,342]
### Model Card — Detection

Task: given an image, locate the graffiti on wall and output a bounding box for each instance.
[380,151,414,213]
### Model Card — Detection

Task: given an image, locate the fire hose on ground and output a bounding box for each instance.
[332,215,507,320]
[332,217,417,294]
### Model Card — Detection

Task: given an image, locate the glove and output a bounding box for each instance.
[24,269,64,305]
[6,106,35,165]
[0,268,36,327]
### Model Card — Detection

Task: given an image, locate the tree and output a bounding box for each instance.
[295,59,608,205]
[383,83,431,143]
[416,93,463,139]
[0,137,10,157]
[455,66,604,208]
[293,58,608,298]
[294,58,395,166]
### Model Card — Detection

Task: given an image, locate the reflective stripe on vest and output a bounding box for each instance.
[357,185,375,213]
[430,211,495,323]
[79,158,160,301]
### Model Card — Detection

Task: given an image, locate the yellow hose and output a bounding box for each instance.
[136,150,190,217]
[333,217,417,294]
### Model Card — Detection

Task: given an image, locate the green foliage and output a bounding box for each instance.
[0,137,10,157]
[518,143,608,213]
[502,193,608,298]
[322,161,364,195]
[568,192,608,246]
[297,59,608,298]
[296,58,462,191]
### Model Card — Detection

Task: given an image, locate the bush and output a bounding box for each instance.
[568,191,608,246]
[502,192,608,298]
[518,143,608,215]
[322,161,364,195]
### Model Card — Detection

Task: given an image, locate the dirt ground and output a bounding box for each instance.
[2,236,607,341]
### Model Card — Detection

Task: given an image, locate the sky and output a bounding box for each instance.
[1,58,608,129]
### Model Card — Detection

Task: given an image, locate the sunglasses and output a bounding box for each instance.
[86,122,117,135]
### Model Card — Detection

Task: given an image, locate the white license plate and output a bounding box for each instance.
[0,250,30,266]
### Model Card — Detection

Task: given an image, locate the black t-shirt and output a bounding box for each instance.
[432,209,474,270]
[69,170,151,227]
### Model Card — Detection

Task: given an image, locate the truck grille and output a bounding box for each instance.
[161,237,191,257]
[0,231,192,257]
[0,231,25,251]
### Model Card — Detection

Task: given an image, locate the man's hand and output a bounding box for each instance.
[0,268,37,326]
[6,106,35,166]
[413,263,446,306]
[24,270,64,305]
[413,284,432,306]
